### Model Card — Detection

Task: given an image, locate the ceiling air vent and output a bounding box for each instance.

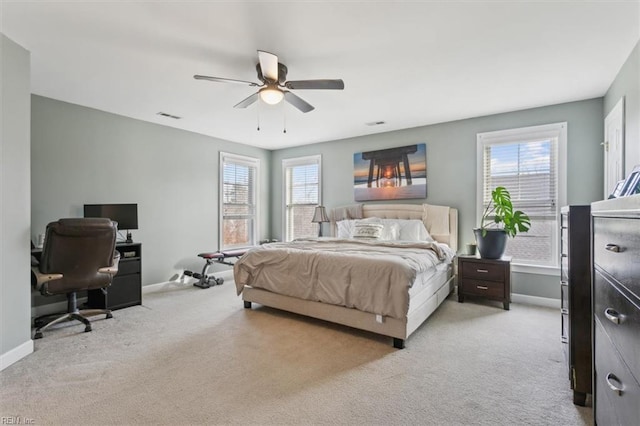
[365,121,386,126]
[156,112,181,120]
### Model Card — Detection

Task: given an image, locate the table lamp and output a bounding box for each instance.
[311,205,330,237]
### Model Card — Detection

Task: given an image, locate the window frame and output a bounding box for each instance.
[219,152,260,250]
[476,122,567,274]
[282,154,322,242]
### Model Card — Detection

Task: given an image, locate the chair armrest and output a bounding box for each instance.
[98,251,121,276]
[31,266,63,287]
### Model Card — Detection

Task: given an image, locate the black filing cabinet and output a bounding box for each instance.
[88,242,142,310]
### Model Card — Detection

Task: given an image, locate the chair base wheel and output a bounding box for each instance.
[84,325,92,332]
[106,312,113,319]
[216,278,224,285]
[34,332,43,339]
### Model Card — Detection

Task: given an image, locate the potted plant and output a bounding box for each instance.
[474,186,531,259]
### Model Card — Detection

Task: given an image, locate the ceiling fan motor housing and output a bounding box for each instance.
[256,62,288,85]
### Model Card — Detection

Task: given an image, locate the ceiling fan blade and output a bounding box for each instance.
[194,75,259,87]
[284,79,345,90]
[233,92,260,109]
[284,91,315,113]
[257,50,279,82]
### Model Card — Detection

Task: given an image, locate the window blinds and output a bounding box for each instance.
[221,153,259,248]
[482,138,557,220]
[284,156,321,241]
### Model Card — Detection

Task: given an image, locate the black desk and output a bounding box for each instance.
[32,242,142,310]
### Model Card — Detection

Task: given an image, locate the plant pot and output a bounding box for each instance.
[473,228,508,259]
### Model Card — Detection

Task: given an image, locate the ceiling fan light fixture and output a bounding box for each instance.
[259,86,284,105]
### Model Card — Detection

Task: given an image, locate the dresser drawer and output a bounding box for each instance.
[117,258,141,276]
[561,257,568,283]
[594,270,640,377]
[460,279,504,298]
[594,320,640,426]
[593,217,640,297]
[561,282,568,311]
[461,261,505,281]
[560,221,568,257]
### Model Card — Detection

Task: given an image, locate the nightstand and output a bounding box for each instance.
[457,255,511,310]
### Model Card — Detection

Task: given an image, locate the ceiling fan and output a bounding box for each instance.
[194,50,344,113]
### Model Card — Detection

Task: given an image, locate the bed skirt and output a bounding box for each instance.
[241,264,454,348]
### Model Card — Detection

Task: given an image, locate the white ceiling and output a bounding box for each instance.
[2,1,639,150]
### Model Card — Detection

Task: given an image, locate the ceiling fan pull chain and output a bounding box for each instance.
[256,102,261,131]
[283,100,287,134]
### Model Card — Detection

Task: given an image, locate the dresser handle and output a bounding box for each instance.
[606,373,624,396]
[476,285,488,290]
[476,269,489,273]
[604,308,622,324]
[605,244,621,253]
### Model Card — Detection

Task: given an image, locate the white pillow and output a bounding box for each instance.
[380,222,400,240]
[380,219,433,241]
[352,222,384,239]
[336,219,356,239]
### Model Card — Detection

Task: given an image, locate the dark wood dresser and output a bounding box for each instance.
[591,195,640,425]
[560,205,592,406]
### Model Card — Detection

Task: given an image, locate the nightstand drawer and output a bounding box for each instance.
[461,261,505,281]
[460,279,504,298]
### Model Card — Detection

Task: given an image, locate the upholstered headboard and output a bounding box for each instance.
[329,203,458,251]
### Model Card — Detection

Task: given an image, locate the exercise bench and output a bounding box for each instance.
[184,249,248,289]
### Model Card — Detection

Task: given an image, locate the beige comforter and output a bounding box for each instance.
[233,238,454,320]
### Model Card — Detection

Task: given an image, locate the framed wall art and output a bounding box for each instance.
[620,164,640,196]
[353,143,427,201]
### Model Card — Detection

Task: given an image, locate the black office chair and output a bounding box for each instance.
[31,218,120,339]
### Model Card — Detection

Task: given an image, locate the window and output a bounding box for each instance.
[477,123,567,269]
[220,152,260,249]
[283,155,322,241]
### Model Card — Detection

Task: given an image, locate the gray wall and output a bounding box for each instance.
[271,98,604,299]
[604,40,640,175]
[1,34,32,369]
[31,96,272,286]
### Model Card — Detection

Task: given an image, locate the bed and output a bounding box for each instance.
[234,203,458,348]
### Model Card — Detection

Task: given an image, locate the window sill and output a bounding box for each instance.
[512,263,560,276]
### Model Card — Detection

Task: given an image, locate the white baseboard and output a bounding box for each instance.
[0,339,34,372]
[511,293,560,309]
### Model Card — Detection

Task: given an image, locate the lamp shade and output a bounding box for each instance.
[311,206,329,223]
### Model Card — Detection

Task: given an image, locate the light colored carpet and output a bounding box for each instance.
[1,279,592,425]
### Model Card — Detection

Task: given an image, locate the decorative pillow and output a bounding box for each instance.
[352,222,384,239]
[336,217,400,240]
